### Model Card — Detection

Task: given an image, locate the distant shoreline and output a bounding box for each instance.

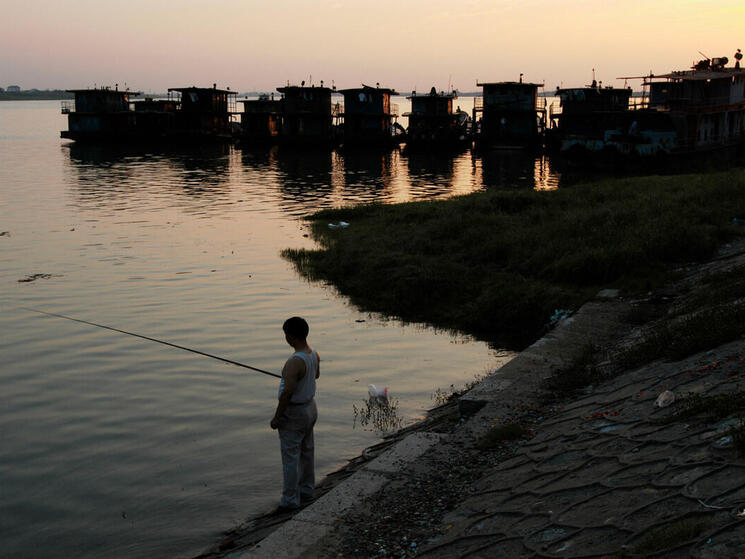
[0,91,73,101]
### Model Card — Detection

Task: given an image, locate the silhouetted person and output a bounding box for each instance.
[270,317,320,512]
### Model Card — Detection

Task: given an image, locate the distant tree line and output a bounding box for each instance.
[0,90,73,101]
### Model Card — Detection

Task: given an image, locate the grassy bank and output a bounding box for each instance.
[283,170,745,349]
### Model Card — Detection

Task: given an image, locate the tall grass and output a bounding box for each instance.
[283,170,745,349]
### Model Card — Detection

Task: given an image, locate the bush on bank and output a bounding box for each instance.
[282,170,745,349]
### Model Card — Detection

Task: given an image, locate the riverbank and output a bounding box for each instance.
[283,169,745,349]
[197,234,745,558]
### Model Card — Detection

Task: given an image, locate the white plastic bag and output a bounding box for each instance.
[654,390,675,408]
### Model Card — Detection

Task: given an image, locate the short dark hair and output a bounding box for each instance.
[283,316,309,340]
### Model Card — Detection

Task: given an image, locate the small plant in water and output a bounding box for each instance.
[353,396,404,433]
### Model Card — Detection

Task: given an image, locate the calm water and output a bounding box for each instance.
[0,101,560,559]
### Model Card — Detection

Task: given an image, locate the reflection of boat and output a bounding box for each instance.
[605,54,745,162]
[403,87,471,150]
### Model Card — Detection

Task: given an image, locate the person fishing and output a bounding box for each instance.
[270,317,320,512]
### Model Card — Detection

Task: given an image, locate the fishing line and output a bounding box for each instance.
[19,307,281,379]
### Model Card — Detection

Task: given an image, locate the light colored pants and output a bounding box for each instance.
[278,399,317,507]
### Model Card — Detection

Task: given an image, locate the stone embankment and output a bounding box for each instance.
[198,243,745,559]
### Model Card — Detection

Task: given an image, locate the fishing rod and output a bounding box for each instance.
[19,307,281,379]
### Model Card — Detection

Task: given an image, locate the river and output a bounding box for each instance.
[0,100,559,558]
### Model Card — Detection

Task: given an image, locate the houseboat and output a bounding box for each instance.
[606,54,745,161]
[60,87,141,142]
[403,87,470,150]
[339,84,400,148]
[275,84,335,146]
[237,93,282,144]
[165,86,236,141]
[474,78,545,149]
[61,84,236,143]
[547,80,632,154]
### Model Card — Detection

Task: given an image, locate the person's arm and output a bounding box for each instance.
[270,356,306,429]
[315,351,321,379]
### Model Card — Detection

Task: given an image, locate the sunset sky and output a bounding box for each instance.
[2,0,743,93]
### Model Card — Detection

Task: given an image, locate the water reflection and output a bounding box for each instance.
[63,143,568,218]
[63,143,234,213]
[273,148,335,210]
[477,149,560,190]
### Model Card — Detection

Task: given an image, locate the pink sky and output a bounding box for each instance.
[2,0,743,93]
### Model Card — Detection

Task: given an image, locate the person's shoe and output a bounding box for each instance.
[300,493,315,505]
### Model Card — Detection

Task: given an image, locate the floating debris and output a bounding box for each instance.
[328,221,350,229]
[18,273,59,283]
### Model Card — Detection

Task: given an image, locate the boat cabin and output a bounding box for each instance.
[239,94,282,143]
[404,87,468,147]
[276,85,333,144]
[551,84,632,151]
[339,84,399,146]
[167,85,236,140]
[637,56,745,152]
[60,87,140,141]
[476,80,544,147]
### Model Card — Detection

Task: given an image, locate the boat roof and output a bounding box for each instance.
[276,85,333,93]
[477,81,544,87]
[407,87,457,100]
[66,88,141,95]
[168,86,235,95]
[556,86,630,93]
[339,84,398,95]
[650,68,745,81]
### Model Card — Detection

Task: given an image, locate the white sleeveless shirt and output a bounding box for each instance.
[278,348,318,404]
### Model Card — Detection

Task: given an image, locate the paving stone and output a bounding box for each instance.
[417,534,512,558]
[534,484,608,513]
[691,520,745,558]
[710,480,745,506]
[587,435,640,457]
[635,422,696,442]
[674,442,717,464]
[545,525,631,556]
[524,525,577,550]
[606,459,671,486]
[653,463,719,487]
[621,441,675,464]
[499,491,550,513]
[620,494,700,532]
[507,513,552,536]
[463,511,523,535]
[557,486,673,526]
[686,465,745,501]
[532,449,590,472]
[520,471,567,492]
[537,457,620,493]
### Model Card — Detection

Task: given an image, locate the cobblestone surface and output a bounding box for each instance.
[418,344,745,558]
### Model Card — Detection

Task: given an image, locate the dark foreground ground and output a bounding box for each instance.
[196,238,745,558]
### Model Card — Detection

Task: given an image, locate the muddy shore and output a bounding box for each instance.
[196,239,745,559]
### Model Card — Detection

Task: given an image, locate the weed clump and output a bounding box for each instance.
[477,423,528,450]
[284,170,745,349]
[544,344,604,398]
